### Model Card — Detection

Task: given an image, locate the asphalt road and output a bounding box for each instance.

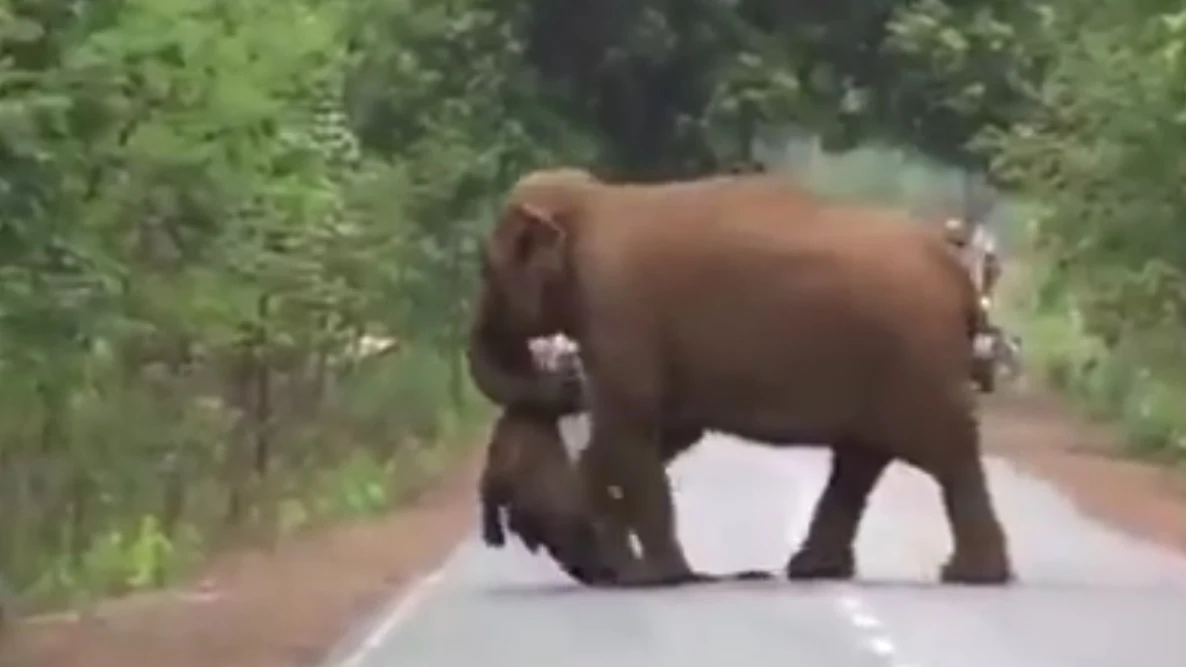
[323,418,1186,667]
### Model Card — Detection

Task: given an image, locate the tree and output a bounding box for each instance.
[505,0,1042,177]
[0,0,588,608]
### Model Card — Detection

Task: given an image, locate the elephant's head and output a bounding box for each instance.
[484,167,597,337]
[478,406,615,584]
[466,168,598,414]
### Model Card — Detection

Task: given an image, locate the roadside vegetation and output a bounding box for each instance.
[0,0,576,613]
[986,4,1186,468]
[2,0,1184,620]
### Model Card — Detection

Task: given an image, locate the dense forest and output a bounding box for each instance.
[0,0,1183,612]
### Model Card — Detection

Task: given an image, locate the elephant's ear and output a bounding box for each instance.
[492,201,567,298]
[481,200,570,337]
[498,201,566,269]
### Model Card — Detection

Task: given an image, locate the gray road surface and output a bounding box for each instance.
[323,425,1186,667]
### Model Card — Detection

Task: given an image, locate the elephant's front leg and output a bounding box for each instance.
[578,425,689,585]
[579,420,703,587]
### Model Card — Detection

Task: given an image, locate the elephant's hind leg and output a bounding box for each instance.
[935,453,1013,584]
[786,444,890,580]
[913,405,1013,585]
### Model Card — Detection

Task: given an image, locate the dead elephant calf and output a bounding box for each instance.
[478,405,619,584]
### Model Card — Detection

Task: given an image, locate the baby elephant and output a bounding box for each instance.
[478,405,776,586]
[478,405,617,584]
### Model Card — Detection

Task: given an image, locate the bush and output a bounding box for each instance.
[0,344,488,613]
[0,0,546,614]
[1002,257,1186,464]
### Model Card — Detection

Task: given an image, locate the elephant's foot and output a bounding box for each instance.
[939,549,1014,585]
[785,546,855,580]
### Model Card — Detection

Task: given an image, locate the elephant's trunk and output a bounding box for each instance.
[465,282,583,415]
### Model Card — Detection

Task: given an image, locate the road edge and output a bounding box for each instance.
[983,385,1186,558]
[316,541,467,667]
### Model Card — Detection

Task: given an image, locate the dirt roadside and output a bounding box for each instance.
[0,453,485,667]
[982,383,1186,553]
[3,386,1186,667]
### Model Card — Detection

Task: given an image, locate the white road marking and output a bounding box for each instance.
[792,451,915,666]
[835,593,918,667]
[867,636,897,657]
[849,609,883,630]
[334,545,465,667]
[837,593,864,614]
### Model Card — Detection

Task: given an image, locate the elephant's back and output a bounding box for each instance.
[574,181,974,439]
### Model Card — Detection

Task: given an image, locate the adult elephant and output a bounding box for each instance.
[467,167,1014,588]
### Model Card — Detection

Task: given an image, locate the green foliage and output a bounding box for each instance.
[509,0,1040,176]
[0,0,545,614]
[1006,266,1186,463]
[984,0,1186,465]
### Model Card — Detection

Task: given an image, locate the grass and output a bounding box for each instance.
[4,345,493,615]
[998,258,1186,467]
